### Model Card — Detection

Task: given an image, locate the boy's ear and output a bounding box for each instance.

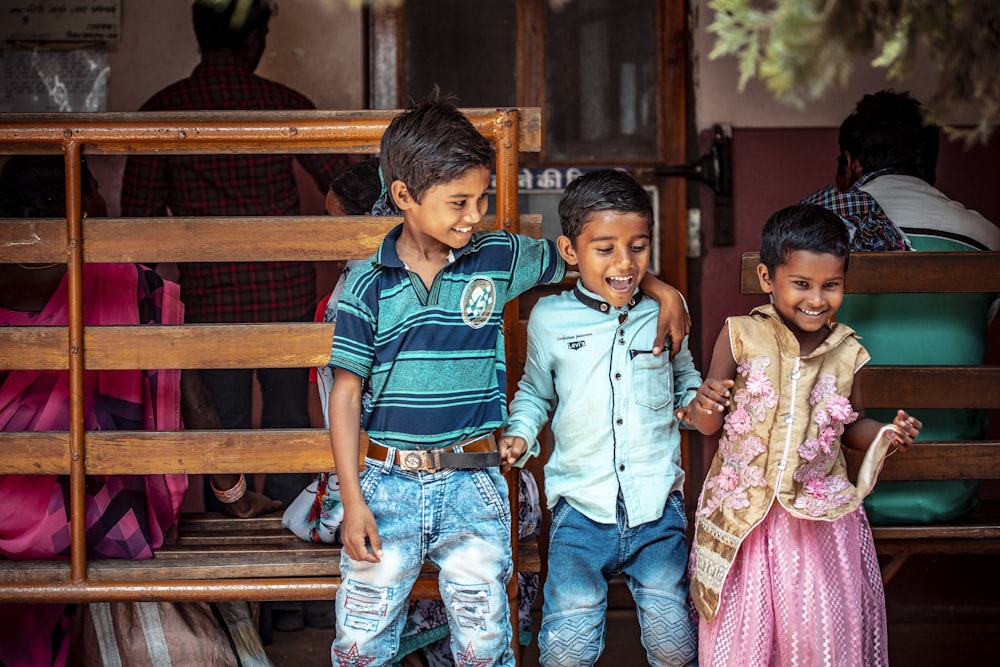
[757,262,774,294]
[556,235,578,266]
[390,180,413,210]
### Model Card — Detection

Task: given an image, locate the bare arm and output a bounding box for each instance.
[329,368,382,563]
[179,370,281,518]
[842,376,922,452]
[676,325,736,435]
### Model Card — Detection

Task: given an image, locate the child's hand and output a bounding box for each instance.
[340,502,383,563]
[499,435,527,473]
[652,287,691,358]
[676,378,735,423]
[888,409,921,453]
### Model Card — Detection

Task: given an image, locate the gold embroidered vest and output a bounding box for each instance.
[691,304,870,621]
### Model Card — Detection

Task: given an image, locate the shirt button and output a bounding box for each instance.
[791,369,801,380]
[619,464,625,471]
[784,414,794,424]
[616,418,623,425]
[618,338,625,344]
[614,373,622,380]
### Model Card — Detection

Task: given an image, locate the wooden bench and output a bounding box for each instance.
[0,110,543,658]
[740,250,1000,583]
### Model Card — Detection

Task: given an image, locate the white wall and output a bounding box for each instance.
[691,0,970,130]
[109,0,363,112]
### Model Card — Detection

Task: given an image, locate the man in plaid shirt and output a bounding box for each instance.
[120,0,350,521]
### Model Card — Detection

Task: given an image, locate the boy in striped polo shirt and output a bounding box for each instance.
[328,93,688,666]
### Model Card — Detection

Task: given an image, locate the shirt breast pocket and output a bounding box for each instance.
[630,351,673,410]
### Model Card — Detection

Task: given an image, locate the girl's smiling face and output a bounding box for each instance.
[757,249,847,343]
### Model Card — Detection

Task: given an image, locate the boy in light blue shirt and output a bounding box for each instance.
[501,169,709,667]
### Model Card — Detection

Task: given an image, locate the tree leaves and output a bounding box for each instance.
[707,0,1000,144]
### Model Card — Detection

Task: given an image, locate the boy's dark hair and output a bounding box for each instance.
[379,89,494,204]
[330,158,381,215]
[0,155,96,218]
[839,89,931,179]
[558,169,653,243]
[192,0,273,51]
[759,204,850,274]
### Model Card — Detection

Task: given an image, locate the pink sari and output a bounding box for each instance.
[0,264,188,667]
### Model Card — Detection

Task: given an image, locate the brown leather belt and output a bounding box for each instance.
[365,432,500,472]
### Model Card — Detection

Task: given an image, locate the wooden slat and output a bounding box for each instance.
[0,323,334,371]
[0,215,542,264]
[845,441,1000,481]
[740,251,1000,294]
[857,366,1000,409]
[0,429,333,475]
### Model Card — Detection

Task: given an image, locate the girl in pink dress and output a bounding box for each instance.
[677,204,922,666]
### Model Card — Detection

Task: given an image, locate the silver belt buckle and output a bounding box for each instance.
[399,449,440,472]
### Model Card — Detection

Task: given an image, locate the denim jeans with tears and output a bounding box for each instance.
[332,453,514,666]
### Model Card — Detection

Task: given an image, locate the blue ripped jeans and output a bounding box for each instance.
[539,492,697,667]
[332,454,514,667]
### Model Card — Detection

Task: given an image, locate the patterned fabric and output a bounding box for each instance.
[120,53,351,324]
[697,504,887,666]
[690,304,870,621]
[800,171,912,252]
[396,469,542,664]
[331,226,565,449]
[0,264,187,667]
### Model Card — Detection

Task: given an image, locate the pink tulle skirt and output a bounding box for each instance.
[699,504,888,666]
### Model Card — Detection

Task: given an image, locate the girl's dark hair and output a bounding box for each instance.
[558,169,653,243]
[759,204,850,273]
[329,158,381,215]
[0,155,96,218]
[379,87,494,204]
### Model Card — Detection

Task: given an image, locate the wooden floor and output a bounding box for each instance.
[264,553,1000,666]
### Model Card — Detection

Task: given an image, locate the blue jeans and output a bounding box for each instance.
[539,492,697,667]
[332,453,514,667]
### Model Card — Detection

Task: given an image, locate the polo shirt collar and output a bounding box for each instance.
[374,224,467,268]
[573,280,643,315]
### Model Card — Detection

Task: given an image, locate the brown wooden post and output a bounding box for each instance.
[494,107,524,663]
[63,143,88,584]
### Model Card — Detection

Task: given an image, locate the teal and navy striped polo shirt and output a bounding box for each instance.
[331,225,565,450]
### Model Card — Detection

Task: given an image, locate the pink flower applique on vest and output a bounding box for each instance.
[699,356,776,517]
[792,373,858,516]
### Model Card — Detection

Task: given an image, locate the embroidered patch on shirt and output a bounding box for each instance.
[461,276,496,329]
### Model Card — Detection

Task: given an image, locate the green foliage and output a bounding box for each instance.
[707,0,1000,144]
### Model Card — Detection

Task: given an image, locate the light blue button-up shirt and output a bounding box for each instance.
[504,282,703,526]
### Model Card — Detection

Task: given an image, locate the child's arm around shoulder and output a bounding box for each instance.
[675,324,736,435]
[841,375,922,453]
[329,367,383,563]
[639,274,692,359]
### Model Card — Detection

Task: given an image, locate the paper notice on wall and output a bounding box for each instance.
[1,1,121,41]
[3,44,108,112]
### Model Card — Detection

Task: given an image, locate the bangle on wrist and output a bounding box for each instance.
[211,474,247,504]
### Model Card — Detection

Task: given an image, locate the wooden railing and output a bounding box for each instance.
[0,110,542,618]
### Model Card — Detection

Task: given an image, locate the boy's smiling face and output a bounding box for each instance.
[393,166,491,250]
[557,210,651,308]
